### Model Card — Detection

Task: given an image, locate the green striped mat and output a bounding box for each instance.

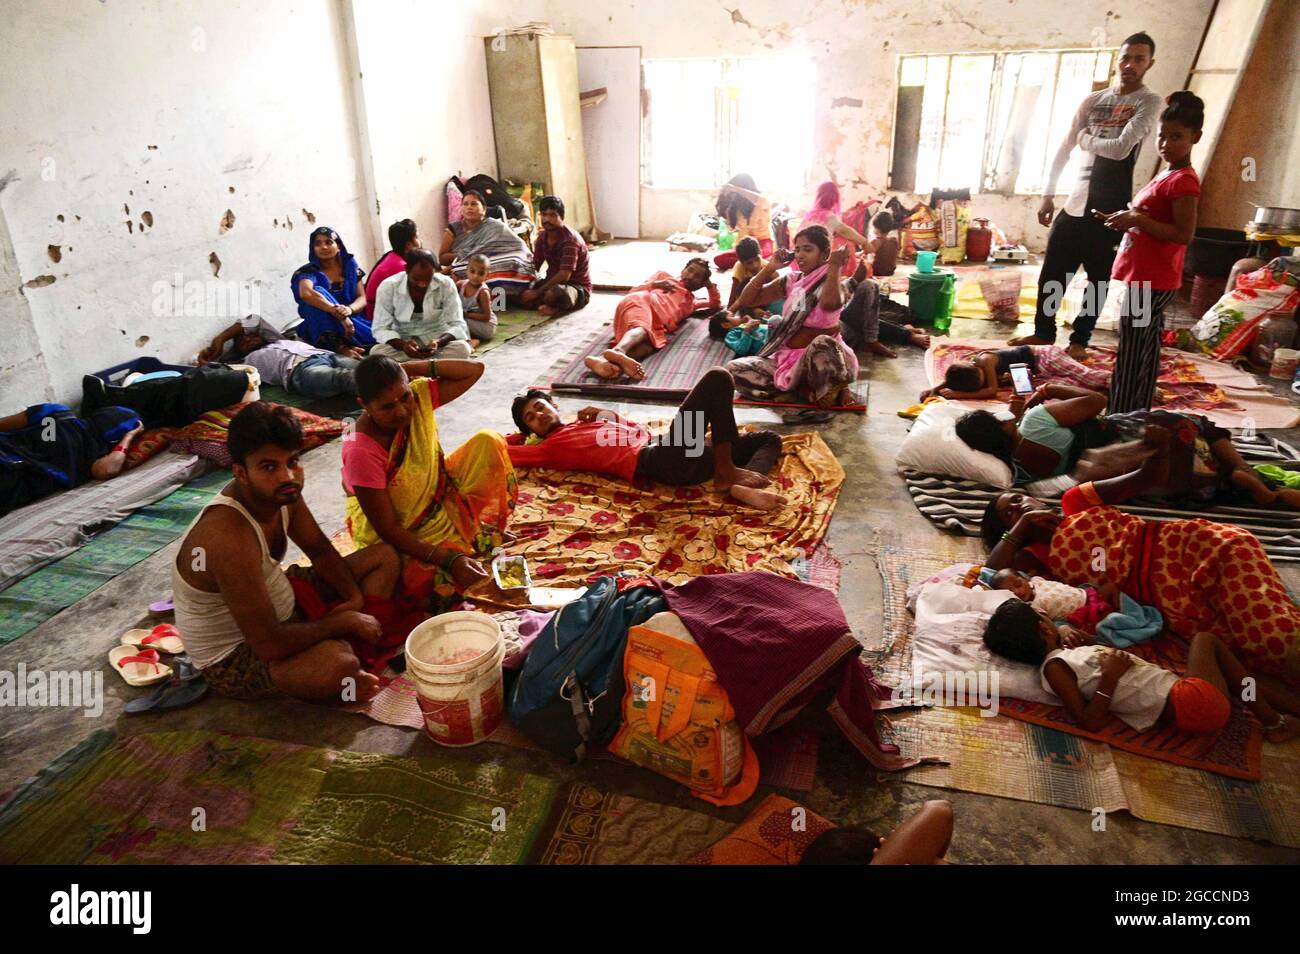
[0,469,230,644]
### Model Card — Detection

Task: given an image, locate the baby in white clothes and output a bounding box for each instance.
[991,568,1120,625]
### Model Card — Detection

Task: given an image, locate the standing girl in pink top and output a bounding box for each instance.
[1102,91,1203,414]
[799,181,873,278]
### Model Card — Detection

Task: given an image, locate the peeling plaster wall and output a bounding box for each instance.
[545,0,1212,249]
[1199,0,1300,230]
[0,0,554,405]
[0,0,372,406]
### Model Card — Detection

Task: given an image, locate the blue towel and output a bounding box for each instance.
[1095,593,1164,647]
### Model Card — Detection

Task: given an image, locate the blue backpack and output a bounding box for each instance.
[509,576,666,761]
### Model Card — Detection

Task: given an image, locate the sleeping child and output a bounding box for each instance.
[709,311,769,358]
[990,568,1118,630]
[920,344,1110,402]
[982,599,1298,741]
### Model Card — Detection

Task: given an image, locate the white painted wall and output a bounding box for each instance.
[0,0,375,406]
[544,0,1213,249]
[351,0,546,258]
[0,0,543,406]
[1199,0,1300,229]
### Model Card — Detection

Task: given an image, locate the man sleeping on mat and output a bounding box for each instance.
[506,368,786,511]
[584,259,721,381]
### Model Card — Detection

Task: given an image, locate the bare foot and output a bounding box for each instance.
[910,331,931,348]
[584,355,622,379]
[727,483,786,511]
[356,671,381,703]
[470,338,481,348]
[603,349,646,380]
[538,305,558,317]
[729,468,772,489]
[867,341,898,358]
[1008,335,1054,346]
[1067,343,1088,361]
[1264,715,1300,744]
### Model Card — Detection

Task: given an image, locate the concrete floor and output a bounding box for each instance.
[3,266,1299,863]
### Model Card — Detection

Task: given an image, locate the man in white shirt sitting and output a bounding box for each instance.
[370,249,473,362]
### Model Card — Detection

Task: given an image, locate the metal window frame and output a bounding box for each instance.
[893,46,1119,197]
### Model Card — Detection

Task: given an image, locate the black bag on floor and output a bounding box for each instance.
[82,363,250,428]
[455,173,526,220]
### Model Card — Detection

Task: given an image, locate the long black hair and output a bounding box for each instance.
[716,173,758,228]
[955,410,1015,469]
[355,354,406,403]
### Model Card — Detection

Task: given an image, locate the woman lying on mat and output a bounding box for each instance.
[984,606,1298,742]
[981,438,1300,686]
[507,369,786,511]
[799,799,955,866]
[583,259,721,381]
[727,227,859,408]
[920,344,1110,402]
[955,383,1107,483]
[0,404,143,517]
[961,389,1300,507]
[343,355,517,608]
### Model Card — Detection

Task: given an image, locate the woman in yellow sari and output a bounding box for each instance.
[342,355,516,609]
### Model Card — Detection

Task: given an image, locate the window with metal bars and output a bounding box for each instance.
[889,48,1118,196]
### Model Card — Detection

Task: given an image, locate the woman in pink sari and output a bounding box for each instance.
[727,226,859,407]
[800,181,873,276]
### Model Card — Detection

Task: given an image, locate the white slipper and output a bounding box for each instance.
[120,623,185,654]
[109,646,173,687]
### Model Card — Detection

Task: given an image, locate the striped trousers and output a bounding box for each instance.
[1109,283,1177,414]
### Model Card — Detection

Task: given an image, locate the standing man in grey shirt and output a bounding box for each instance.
[1010,32,1164,358]
[370,249,473,362]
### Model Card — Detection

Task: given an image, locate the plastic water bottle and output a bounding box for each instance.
[717,221,735,251]
[932,276,955,333]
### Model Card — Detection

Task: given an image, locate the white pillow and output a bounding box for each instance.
[907,582,1059,707]
[896,401,1014,488]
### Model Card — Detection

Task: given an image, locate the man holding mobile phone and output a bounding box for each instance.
[1009,33,1163,359]
[370,249,474,362]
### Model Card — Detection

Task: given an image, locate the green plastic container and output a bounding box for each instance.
[717,223,735,251]
[933,279,956,333]
[907,269,955,328]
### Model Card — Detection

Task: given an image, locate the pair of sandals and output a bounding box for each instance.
[108,623,208,713]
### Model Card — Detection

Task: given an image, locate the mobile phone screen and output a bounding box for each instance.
[1009,363,1034,395]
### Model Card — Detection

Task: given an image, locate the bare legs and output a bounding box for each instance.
[1182,632,1300,743]
[585,327,653,380]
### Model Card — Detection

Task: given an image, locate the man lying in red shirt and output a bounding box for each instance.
[506,369,785,510]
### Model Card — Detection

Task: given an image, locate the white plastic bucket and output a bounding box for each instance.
[405,612,504,747]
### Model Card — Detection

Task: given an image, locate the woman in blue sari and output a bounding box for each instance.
[1,403,142,517]
[291,227,373,355]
